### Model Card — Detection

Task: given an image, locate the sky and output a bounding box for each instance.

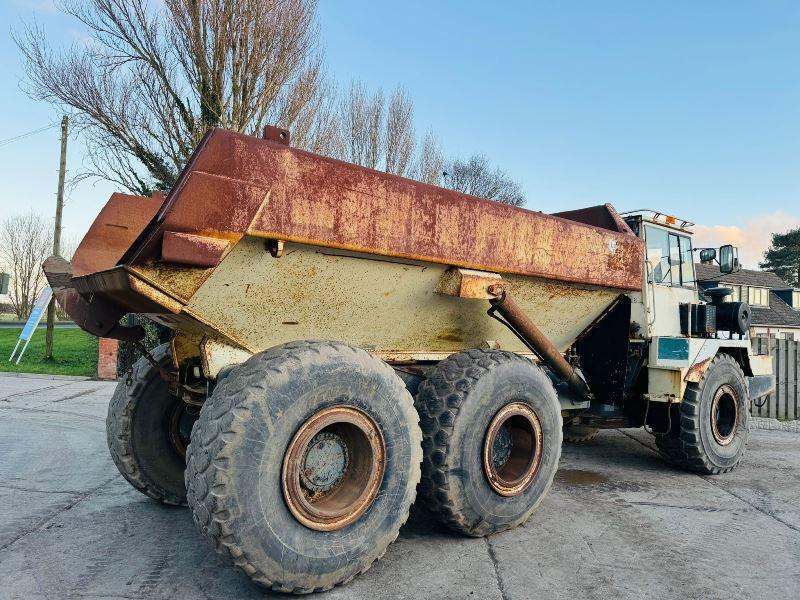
[1,1,798,267]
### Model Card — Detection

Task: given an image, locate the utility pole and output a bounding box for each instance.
[45,115,68,360]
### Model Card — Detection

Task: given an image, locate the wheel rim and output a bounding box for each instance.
[168,401,199,459]
[482,402,543,497]
[282,406,386,531]
[710,384,739,446]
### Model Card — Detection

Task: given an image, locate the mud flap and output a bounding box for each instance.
[748,374,775,402]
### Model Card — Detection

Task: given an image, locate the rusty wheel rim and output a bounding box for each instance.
[282,406,386,532]
[168,401,197,459]
[710,384,739,446]
[482,402,543,497]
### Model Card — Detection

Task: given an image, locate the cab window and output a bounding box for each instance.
[645,225,694,288]
[646,226,671,285]
[679,235,695,287]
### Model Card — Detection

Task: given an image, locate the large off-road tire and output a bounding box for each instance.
[107,343,195,505]
[655,353,749,474]
[563,425,600,443]
[185,341,422,594]
[415,349,562,537]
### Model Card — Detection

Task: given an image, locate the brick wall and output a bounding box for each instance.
[98,338,119,380]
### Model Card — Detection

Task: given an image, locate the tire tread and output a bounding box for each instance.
[106,343,186,506]
[415,348,562,537]
[654,353,747,475]
[184,340,421,594]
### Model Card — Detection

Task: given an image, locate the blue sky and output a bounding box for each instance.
[1,1,799,266]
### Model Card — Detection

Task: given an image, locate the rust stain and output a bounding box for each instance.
[161,231,230,267]
[436,330,464,342]
[71,192,162,277]
[42,256,137,340]
[170,331,204,368]
[56,128,645,348]
[685,357,711,383]
[127,276,182,314]
[130,261,214,303]
[142,129,643,292]
[436,267,503,300]
[179,240,619,359]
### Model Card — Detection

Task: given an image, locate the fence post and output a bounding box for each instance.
[770,340,779,419]
[787,339,796,421]
[750,338,798,421]
[795,339,799,422]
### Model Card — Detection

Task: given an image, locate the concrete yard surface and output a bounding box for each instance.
[1,374,799,600]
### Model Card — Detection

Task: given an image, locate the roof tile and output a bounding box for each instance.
[695,264,800,328]
[749,292,800,328]
[694,263,792,288]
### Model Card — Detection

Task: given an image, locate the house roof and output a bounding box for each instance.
[694,263,792,288]
[694,264,800,328]
[751,292,800,328]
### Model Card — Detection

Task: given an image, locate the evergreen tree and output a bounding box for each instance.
[760,228,800,285]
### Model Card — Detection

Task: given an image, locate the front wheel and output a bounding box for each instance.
[185,341,422,593]
[655,353,749,474]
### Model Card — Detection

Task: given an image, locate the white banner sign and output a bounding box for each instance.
[8,287,53,365]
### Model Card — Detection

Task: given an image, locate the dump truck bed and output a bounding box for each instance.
[47,128,644,365]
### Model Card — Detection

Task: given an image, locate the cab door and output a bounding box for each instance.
[643,224,696,337]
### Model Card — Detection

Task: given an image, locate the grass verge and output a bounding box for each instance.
[0,328,98,377]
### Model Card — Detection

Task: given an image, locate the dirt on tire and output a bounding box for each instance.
[415,348,562,537]
[655,353,749,474]
[106,343,189,505]
[184,340,422,593]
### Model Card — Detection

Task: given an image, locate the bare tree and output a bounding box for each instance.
[0,213,51,319]
[333,87,524,205]
[18,1,525,205]
[336,81,385,169]
[412,131,446,185]
[443,154,525,206]
[16,0,337,195]
[334,82,419,177]
[384,88,415,177]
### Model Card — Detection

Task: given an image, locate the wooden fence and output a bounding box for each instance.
[751,337,799,420]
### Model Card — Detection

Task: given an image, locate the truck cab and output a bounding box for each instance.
[621,209,772,399]
[570,209,776,470]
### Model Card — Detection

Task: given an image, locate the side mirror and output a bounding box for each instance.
[719,245,738,274]
[699,248,716,264]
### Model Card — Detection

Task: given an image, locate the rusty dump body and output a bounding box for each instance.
[46,127,644,374]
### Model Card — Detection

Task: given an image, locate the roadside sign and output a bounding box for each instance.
[8,287,53,365]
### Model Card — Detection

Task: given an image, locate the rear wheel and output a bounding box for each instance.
[185,341,421,593]
[655,353,749,474]
[415,349,562,537]
[106,343,197,505]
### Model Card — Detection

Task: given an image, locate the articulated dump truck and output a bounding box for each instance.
[44,126,774,593]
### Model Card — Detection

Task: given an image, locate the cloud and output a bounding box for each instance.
[693,211,800,269]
